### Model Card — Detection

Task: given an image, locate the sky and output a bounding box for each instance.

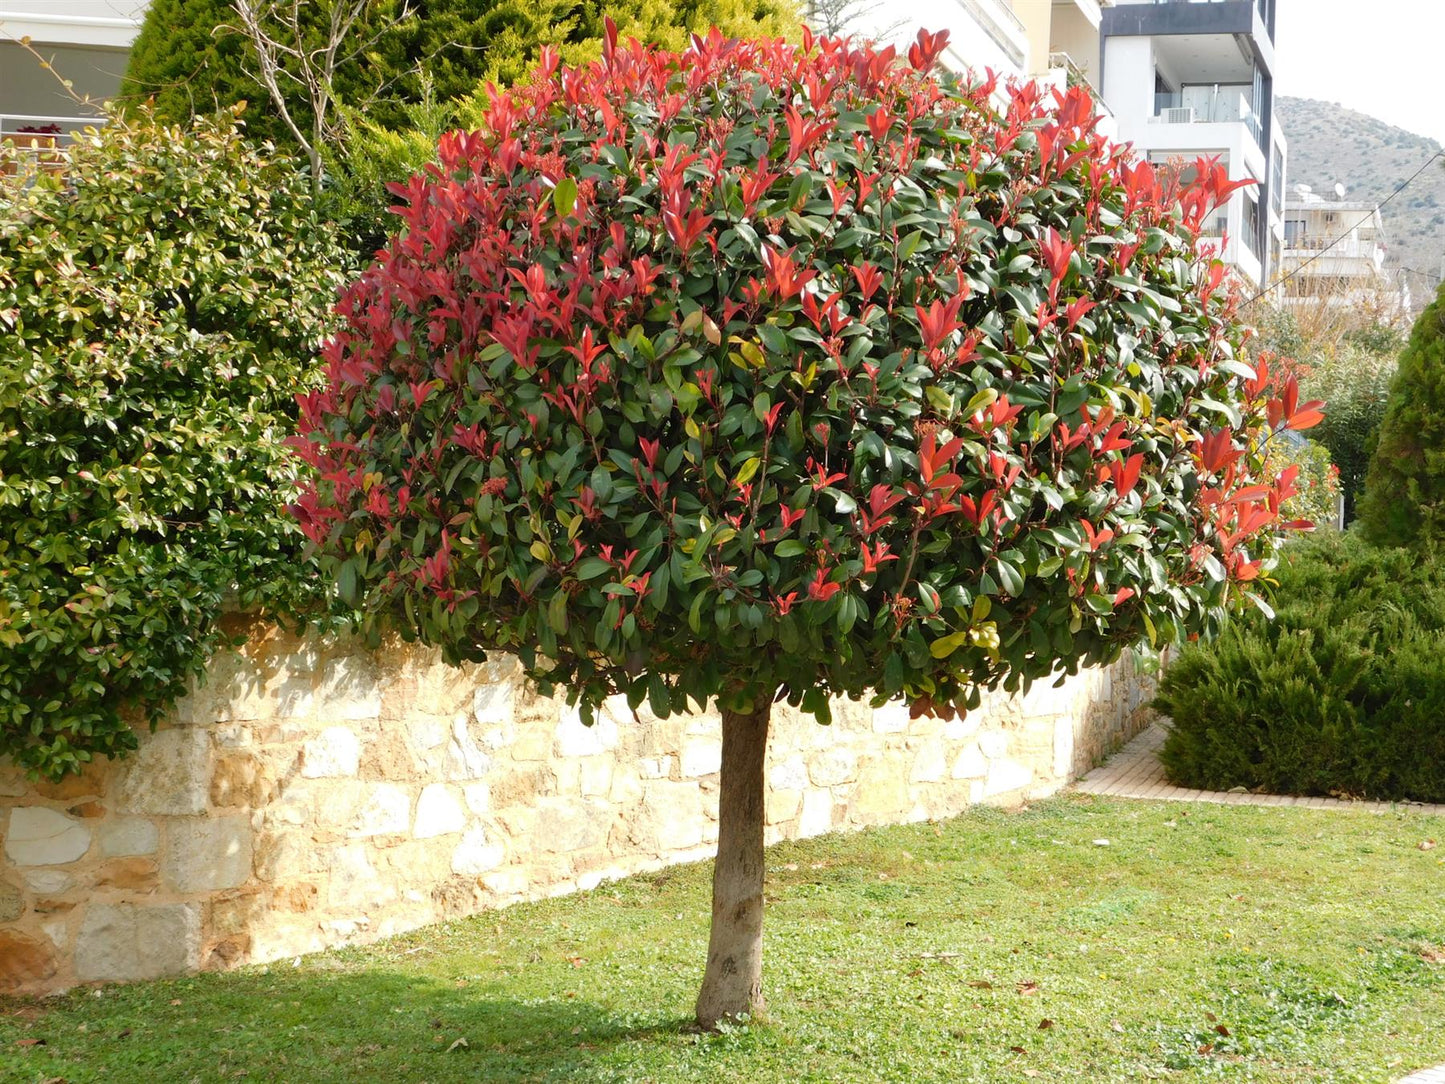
[1274,0,1445,145]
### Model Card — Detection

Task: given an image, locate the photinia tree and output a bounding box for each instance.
[290,25,1320,1028]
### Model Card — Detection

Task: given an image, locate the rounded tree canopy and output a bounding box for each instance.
[291,27,1318,725]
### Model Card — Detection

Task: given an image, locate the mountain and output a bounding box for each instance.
[1277,95,1445,305]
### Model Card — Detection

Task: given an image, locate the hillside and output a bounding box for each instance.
[1277,96,1445,304]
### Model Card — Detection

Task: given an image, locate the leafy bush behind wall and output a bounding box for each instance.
[0,109,350,779]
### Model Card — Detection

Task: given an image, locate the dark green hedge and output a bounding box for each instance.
[1155,532,1445,803]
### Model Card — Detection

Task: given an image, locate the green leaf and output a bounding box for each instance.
[553,177,578,216]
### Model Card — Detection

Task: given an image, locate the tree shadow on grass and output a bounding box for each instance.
[10,967,697,1084]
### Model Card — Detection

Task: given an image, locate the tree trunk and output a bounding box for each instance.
[694,693,771,1030]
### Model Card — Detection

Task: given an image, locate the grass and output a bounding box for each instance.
[3,794,1443,1083]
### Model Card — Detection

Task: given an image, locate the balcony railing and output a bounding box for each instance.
[1,114,99,178]
[1151,87,1262,150]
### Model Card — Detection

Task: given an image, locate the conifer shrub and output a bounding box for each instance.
[1359,280,1445,545]
[1156,531,1445,803]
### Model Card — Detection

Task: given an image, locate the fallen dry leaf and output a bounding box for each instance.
[567,956,586,968]
[1215,1024,1231,1037]
[1038,1018,1054,1030]
[1198,1043,1215,1055]
[1204,1011,1217,1022]
[1009,1045,1028,1055]
[446,1037,469,1053]
[1017,981,1040,995]
[1420,947,1444,964]
[967,979,993,989]
[16,1038,46,1048]
[1420,840,1437,851]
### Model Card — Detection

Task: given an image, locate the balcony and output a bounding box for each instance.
[1,114,97,179]
[1151,85,1262,150]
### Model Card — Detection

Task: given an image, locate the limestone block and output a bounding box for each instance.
[951,744,987,780]
[533,798,608,853]
[632,783,707,852]
[409,716,449,751]
[555,708,619,757]
[24,870,72,894]
[0,931,57,990]
[852,755,911,819]
[679,738,723,779]
[473,680,517,727]
[872,702,911,734]
[909,741,948,784]
[0,877,20,922]
[482,869,528,897]
[579,758,614,797]
[302,727,362,779]
[609,768,642,806]
[5,807,92,866]
[328,843,395,910]
[797,790,833,838]
[462,783,491,816]
[767,788,802,825]
[162,816,253,893]
[414,784,466,839]
[447,716,491,781]
[314,656,383,721]
[74,902,201,981]
[348,784,413,838]
[451,826,505,876]
[210,752,280,808]
[116,728,210,815]
[977,731,1009,759]
[637,756,673,780]
[359,730,419,780]
[1020,675,1072,719]
[683,712,721,738]
[983,759,1032,798]
[943,717,980,741]
[253,830,313,882]
[94,857,159,892]
[381,838,453,883]
[1053,717,1076,780]
[769,755,809,792]
[809,748,858,787]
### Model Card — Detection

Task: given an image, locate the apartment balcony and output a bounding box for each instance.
[1,113,98,179]
[1152,85,1262,149]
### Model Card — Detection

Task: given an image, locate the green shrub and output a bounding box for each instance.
[1299,345,1393,521]
[0,108,350,780]
[1266,437,1340,530]
[1358,280,1445,546]
[1155,532,1445,802]
[122,0,796,154]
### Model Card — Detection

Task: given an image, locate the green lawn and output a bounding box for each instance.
[3,795,1443,1083]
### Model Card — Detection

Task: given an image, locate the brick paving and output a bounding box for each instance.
[1073,724,1445,816]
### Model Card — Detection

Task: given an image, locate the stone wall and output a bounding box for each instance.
[0,624,1157,994]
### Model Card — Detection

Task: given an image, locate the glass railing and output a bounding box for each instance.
[1152,87,1262,150]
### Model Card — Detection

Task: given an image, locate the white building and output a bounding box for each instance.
[1280,186,1412,323]
[0,2,147,144]
[848,1,1286,292]
[1099,0,1285,291]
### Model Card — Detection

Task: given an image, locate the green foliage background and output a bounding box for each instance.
[1155,531,1445,803]
[1358,281,1445,545]
[121,0,796,152]
[0,110,350,779]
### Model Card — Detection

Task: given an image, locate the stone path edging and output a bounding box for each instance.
[1073,725,1445,815]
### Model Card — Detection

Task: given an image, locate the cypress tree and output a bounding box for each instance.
[1359,281,1445,546]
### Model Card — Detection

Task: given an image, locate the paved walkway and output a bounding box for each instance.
[1073,724,1445,815]
[1399,1068,1445,1083]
